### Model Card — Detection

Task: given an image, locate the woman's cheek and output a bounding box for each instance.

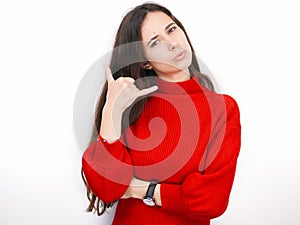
[146,48,171,64]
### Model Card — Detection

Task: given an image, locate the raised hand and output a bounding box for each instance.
[99,65,158,140]
[104,64,158,113]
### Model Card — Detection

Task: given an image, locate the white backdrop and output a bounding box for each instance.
[0,0,299,225]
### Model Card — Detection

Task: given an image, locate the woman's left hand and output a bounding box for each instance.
[121,177,162,206]
[121,177,149,199]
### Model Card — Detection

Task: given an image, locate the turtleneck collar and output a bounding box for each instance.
[155,74,204,95]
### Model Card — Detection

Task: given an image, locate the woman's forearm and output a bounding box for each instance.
[99,103,123,141]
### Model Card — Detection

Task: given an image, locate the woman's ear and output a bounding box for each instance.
[141,62,153,70]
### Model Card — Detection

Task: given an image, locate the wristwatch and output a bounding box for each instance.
[142,180,159,206]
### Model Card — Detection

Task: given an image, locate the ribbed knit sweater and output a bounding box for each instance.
[82,74,241,225]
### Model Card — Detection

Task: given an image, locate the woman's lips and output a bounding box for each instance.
[173,50,186,61]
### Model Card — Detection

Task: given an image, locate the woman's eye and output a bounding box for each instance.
[151,40,160,47]
[168,26,177,33]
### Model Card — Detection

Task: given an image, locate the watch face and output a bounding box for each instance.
[143,197,155,206]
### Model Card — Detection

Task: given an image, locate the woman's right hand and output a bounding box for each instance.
[100,65,158,141]
[104,64,158,113]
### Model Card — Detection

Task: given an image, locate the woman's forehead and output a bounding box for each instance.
[141,11,174,40]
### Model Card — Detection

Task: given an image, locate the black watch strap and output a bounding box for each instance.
[145,180,158,197]
[143,179,159,206]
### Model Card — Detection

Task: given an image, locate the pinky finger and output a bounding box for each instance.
[137,85,158,97]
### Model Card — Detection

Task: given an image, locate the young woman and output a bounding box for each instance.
[81,3,241,225]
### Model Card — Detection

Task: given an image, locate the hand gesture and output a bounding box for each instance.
[104,65,158,113]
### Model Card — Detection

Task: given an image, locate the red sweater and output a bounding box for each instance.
[82,75,241,225]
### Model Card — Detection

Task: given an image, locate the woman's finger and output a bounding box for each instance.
[104,64,114,83]
[137,85,158,97]
[123,77,135,84]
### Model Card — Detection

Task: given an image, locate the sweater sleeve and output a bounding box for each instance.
[82,133,133,203]
[160,95,241,220]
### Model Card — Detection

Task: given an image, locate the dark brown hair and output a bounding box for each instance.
[81,2,215,216]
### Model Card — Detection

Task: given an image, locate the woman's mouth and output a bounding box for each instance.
[173,50,186,61]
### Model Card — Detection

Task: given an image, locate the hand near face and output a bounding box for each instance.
[104,65,158,113]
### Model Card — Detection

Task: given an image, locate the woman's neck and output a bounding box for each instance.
[156,69,190,82]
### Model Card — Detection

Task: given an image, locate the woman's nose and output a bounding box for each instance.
[164,36,178,50]
[169,40,178,50]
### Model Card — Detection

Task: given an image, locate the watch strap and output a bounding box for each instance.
[145,180,158,198]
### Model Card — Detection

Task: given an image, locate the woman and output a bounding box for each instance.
[81,2,241,225]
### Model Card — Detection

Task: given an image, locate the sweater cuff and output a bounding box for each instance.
[160,183,188,214]
[95,134,127,168]
[83,133,132,174]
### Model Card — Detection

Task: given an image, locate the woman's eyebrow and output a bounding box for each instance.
[146,34,159,46]
[146,22,176,46]
[165,22,175,31]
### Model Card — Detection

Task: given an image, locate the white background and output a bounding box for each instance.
[1,0,300,225]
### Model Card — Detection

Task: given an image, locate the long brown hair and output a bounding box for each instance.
[81,2,215,216]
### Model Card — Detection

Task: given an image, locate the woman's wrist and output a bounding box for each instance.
[131,181,149,199]
[131,180,162,206]
[153,184,161,206]
[100,104,123,141]
[123,178,162,206]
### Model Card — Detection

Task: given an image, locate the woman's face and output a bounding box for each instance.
[141,11,192,77]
